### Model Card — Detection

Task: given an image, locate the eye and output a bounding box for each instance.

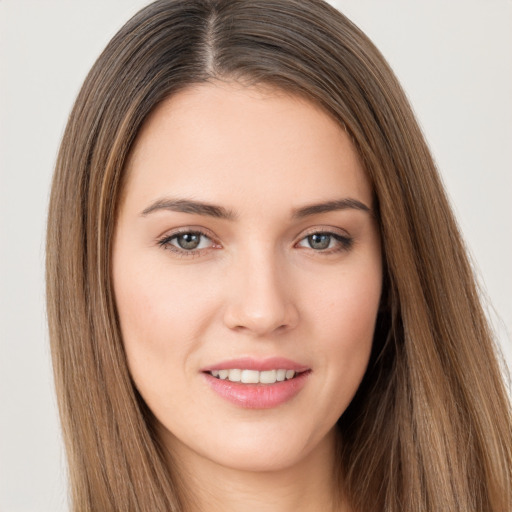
[297,232,352,252]
[158,230,215,254]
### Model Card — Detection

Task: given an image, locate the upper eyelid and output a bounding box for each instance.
[296,231,352,246]
[296,225,351,240]
[157,227,217,243]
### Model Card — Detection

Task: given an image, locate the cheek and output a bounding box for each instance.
[112,250,224,391]
[304,260,382,405]
[308,257,382,342]
[115,247,194,331]
[113,253,186,375]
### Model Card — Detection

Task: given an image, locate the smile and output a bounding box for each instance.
[209,369,299,384]
[203,369,311,409]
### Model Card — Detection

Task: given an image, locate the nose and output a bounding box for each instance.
[222,248,299,337]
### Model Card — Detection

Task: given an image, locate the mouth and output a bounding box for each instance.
[201,358,311,409]
[206,368,307,384]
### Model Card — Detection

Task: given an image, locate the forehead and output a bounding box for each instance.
[122,81,372,213]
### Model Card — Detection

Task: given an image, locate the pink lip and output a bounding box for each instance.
[201,357,311,409]
[201,357,309,373]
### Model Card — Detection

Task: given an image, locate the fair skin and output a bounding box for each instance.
[113,81,382,512]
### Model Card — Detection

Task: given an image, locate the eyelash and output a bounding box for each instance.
[298,230,353,253]
[157,229,218,258]
[156,229,353,257]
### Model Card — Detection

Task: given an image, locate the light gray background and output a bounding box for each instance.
[1,1,511,511]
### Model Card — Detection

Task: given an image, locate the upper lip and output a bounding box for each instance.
[201,357,310,373]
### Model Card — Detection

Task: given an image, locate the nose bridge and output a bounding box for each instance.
[223,241,298,335]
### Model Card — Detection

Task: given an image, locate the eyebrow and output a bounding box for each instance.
[141,198,236,219]
[292,198,371,218]
[140,197,371,219]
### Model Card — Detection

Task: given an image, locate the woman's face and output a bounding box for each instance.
[113,82,382,473]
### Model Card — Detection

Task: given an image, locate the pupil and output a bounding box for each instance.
[309,234,330,250]
[178,233,200,250]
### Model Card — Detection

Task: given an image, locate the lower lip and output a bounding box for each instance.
[203,371,311,409]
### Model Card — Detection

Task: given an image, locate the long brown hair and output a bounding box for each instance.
[46,1,512,510]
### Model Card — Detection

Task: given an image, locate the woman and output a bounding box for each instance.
[46,0,512,511]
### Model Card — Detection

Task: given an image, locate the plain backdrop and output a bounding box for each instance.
[1,1,511,511]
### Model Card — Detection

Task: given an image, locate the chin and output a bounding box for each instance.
[204,443,311,473]
[182,421,336,474]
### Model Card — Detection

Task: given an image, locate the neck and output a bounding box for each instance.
[165,429,349,512]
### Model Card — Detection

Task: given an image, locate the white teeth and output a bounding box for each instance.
[209,368,300,384]
[228,369,242,382]
[259,370,277,384]
[241,370,260,384]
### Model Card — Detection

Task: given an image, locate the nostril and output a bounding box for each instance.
[223,297,299,335]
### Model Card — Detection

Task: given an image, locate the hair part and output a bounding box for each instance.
[46,1,512,510]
